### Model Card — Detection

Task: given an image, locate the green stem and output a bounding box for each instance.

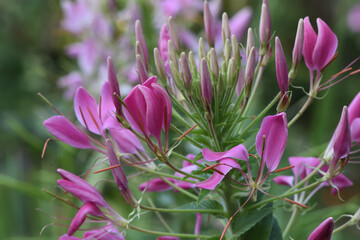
[287,94,314,127]
[172,108,192,128]
[165,159,204,180]
[160,176,198,200]
[140,204,226,215]
[209,120,221,151]
[172,152,204,168]
[170,124,204,149]
[146,198,174,233]
[129,224,213,239]
[282,206,299,238]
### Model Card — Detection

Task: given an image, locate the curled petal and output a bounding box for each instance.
[138,178,174,192]
[348,92,360,124]
[307,217,334,240]
[312,18,338,71]
[106,140,128,192]
[202,144,248,162]
[68,202,104,236]
[196,158,240,190]
[256,112,288,172]
[288,157,319,180]
[44,116,93,149]
[350,118,360,143]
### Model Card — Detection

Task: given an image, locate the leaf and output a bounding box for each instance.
[197,189,211,204]
[241,213,273,240]
[177,199,224,215]
[268,217,283,240]
[233,203,274,236]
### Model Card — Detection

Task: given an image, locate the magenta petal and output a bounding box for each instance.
[350,118,360,143]
[302,17,317,71]
[100,81,116,126]
[158,24,171,63]
[44,116,93,149]
[332,106,351,160]
[123,86,148,135]
[322,172,353,195]
[152,83,172,133]
[312,18,338,71]
[109,128,144,154]
[307,217,334,240]
[142,76,158,88]
[348,92,360,124]
[196,158,240,190]
[59,234,82,240]
[273,176,294,186]
[288,157,319,180]
[183,154,196,167]
[275,37,289,94]
[84,226,125,240]
[138,178,174,192]
[68,202,103,236]
[202,144,249,162]
[106,140,128,192]
[256,112,288,172]
[74,87,102,134]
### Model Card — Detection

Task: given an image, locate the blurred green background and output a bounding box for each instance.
[1,0,360,239]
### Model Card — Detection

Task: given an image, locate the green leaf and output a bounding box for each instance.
[197,189,211,204]
[241,213,273,240]
[233,203,274,236]
[177,199,224,215]
[268,217,283,240]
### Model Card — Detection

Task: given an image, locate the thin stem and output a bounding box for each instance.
[288,94,314,127]
[208,120,221,151]
[172,152,204,168]
[128,224,214,239]
[170,124,204,149]
[160,176,198,200]
[165,159,204,180]
[140,204,226,215]
[147,198,174,233]
[282,206,299,238]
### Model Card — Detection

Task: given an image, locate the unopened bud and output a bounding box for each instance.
[188,51,198,78]
[201,58,212,106]
[136,54,148,84]
[231,35,240,67]
[276,91,291,113]
[180,52,192,89]
[245,47,256,97]
[168,16,180,51]
[275,37,289,96]
[107,57,123,118]
[167,40,177,64]
[135,20,149,70]
[222,13,231,44]
[154,48,167,83]
[292,18,304,68]
[246,28,255,59]
[198,37,206,61]
[236,67,244,96]
[227,58,236,86]
[259,2,271,53]
[169,60,182,89]
[204,1,215,48]
[224,39,231,63]
[209,48,219,80]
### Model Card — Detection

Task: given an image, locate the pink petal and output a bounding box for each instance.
[68,202,103,236]
[350,118,360,143]
[348,92,360,124]
[202,144,249,162]
[288,157,319,180]
[74,87,102,134]
[109,128,144,154]
[44,116,93,149]
[275,37,288,94]
[84,227,125,240]
[312,18,338,71]
[152,83,172,134]
[142,76,158,88]
[273,176,294,186]
[307,217,334,240]
[138,178,174,192]
[183,154,196,167]
[302,17,317,71]
[106,140,128,192]
[158,24,171,63]
[59,234,82,240]
[256,112,288,172]
[332,106,351,160]
[100,81,116,126]
[196,158,240,190]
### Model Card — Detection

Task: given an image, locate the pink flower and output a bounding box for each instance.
[302,17,338,72]
[307,217,334,240]
[348,92,360,143]
[196,145,248,190]
[123,77,172,149]
[256,112,288,172]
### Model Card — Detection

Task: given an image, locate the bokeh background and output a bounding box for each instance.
[1,0,360,239]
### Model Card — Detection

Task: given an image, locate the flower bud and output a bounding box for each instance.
[224,38,231,63]
[168,16,180,51]
[180,52,192,90]
[275,37,289,96]
[236,67,244,96]
[188,51,198,78]
[201,58,212,106]
[227,58,236,86]
[246,28,255,59]
[167,39,177,64]
[136,54,148,84]
[259,2,271,50]
[222,12,231,44]
[135,20,149,70]
[244,47,256,97]
[198,37,206,61]
[154,48,167,83]
[231,35,240,67]
[292,18,304,67]
[209,48,219,80]
[204,1,215,47]
[307,217,333,240]
[107,57,123,118]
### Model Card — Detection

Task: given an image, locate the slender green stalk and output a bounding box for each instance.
[147,198,174,233]
[129,224,214,239]
[140,204,226,215]
[288,95,314,127]
[165,159,204,180]
[282,206,299,238]
[170,124,204,149]
[208,120,221,151]
[172,109,192,128]
[171,152,204,168]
